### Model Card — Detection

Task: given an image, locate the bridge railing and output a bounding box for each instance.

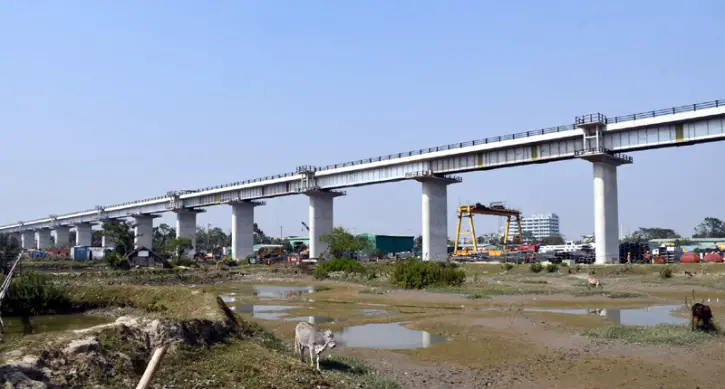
[313,98,725,172]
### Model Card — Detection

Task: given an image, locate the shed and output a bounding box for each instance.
[358,233,414,254]
[127,247,170,268]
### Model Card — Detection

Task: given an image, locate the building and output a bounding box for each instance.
[358,233,414,254]
[501,213,560,240]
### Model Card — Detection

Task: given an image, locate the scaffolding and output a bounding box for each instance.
[453,202,523,256]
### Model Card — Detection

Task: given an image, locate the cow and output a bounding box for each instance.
[691,302,715,332]
[295,322,337,371]
[684,271,694,278]
[587,276,602,290]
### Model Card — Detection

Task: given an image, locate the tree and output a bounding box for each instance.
[91,230,103,247]
[168,237,193,259]
[153,223,176,251]
[102,220,136,257]
[319,227,372,259]
[626,227,680,242]
[693,217,725,239]
[0,233,22,273]
[540,235,565,245]
[414,235,422,248]
[195,227,231,252]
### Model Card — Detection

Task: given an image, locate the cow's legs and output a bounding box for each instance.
[309,348,315,368]
[316,353,321,371]
[298,343,305,362]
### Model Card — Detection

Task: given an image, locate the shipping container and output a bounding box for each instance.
[358,233,414,255]
[71,246,92,261]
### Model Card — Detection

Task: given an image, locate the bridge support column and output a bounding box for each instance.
[101,220,118,249]
[132,215,159,249]
[306,191,345,259]
[21,231,35,249]
[418,176,460,262]
[230,201,264,261]
[75,223,93,247]
[175,209,204,257]
[54,226,71,248]
[592,161,621,264]
[37,228,52,249]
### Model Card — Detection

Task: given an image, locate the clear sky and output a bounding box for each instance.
[1,0,724,241]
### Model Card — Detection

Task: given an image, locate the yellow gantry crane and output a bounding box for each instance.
[453,202,523,256]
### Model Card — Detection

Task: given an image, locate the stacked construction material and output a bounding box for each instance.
[618,242,651,263]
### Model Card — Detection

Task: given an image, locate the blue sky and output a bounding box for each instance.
[1,0,724,240]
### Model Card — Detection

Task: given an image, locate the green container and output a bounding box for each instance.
[358,233,414,254]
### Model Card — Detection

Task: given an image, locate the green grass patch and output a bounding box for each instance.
[390,259,465,289]
[315,257,366,279]
[583,324,720,345]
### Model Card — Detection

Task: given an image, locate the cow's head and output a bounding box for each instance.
[323,329,336,349]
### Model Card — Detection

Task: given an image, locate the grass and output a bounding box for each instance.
[360,287,388,295]
[569,289,647,299]
[583,324,721,345]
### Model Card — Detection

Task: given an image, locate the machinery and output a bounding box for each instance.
[453,202,523,257]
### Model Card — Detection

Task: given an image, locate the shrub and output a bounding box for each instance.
[529,262,543,273]
[106,251,130,270]
[502,263,515,271]
[221,257,239,267]
[545,264,558,273]
[389,259,465,289]
[2,272,71,316]
[659,266,673,279]
[315,257,365,279]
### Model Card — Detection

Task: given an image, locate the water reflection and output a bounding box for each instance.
[284,316,342,325]
[525,305,688,326]
[229,304,301,320]
[2,314,113,339]
[253,285,315,299]
[333,322,448,350]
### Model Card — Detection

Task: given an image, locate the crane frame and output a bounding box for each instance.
[453,203,523,256]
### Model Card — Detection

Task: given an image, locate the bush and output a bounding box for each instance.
[389,259,465,289]
[2,272,71,316]
[221,257,239,267]
[106,251,130,270]
[502,263,515,271]
[545,264,558,273]
[659,266,673,279]
[315,257,365,279]
[529,262,543,273]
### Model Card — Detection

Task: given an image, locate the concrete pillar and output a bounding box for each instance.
[230,201,263,261]
[175,209,204,256]
[36,228,52,249]
[100,220,116,249]
[21,231,35,249]
[592,161,620,264]
[132,215,158,249]
[54,226,71,247]
[306,191,344,259]
[75,223,93,247]
[419,177,459,261]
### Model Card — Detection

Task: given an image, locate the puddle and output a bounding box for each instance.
[284,316,342,324]
[3,314,113,339]
[357,309,397,317]
[333,322,448,350]
[356,302,390,307]
[523,305,688,326]
[230,304,303,320]
[252,285,315,299]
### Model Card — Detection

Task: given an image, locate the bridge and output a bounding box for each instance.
[2,98,724,264]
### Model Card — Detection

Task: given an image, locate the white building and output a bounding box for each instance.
[500,213,560,240]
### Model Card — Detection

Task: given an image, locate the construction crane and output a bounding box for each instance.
[301,221,309,231]
[453,202,523,256]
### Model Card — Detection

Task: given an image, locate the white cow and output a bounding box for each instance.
[294,321,337,371]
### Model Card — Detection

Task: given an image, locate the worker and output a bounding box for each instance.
[626,252,631,264]
[645,250,651,264]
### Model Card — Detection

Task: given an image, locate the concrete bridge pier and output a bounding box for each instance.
[418,176,460,262]
[175,209,205,256]
[54,225,71,247]
[74,222,94,247]
[21,231,35,250]
[132,214,159,249]
[36,228,52,249]
[306,191,345,259]
[230,201,264,261]
[101,220,116,249]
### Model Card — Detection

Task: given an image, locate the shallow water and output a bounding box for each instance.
[284,315,342,324]
[333,322,448,350]
[252,285,315,299]
[3,314,113,338]
[525,305,688,326]
[229,304,303,320]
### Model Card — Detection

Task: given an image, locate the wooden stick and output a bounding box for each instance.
[135,344,169,389]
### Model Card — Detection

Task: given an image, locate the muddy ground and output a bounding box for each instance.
[227,262,725,389]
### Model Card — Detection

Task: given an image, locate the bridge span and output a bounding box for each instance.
[2,98,724,264]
